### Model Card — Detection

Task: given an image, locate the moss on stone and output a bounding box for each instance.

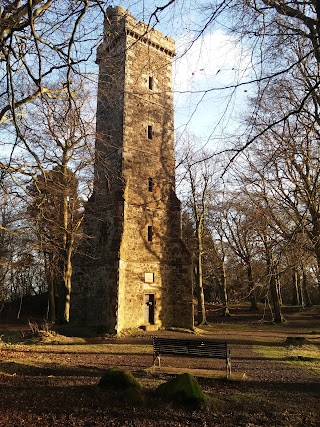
[156,373,206,407]
[124,386,145,404]
[98,367,142,390]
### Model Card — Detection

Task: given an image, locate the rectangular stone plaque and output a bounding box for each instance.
[144,273,154,283]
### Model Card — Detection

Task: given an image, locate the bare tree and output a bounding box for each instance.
[152,1,320,162]
[23,94,93,324]
[206,215,231,317]
[0,0,107,184]
[0,1,105,121]
[0,180,16,306]
[177,133,232,322]
[221,194,260,311]
[244,59,320,295]
[185,152,210,325]
[28,166,81,323]
[0,176,46,316]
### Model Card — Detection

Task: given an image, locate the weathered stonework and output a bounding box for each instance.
[71,6,194,333]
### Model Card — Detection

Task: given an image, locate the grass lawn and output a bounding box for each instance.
[0,304,319,426]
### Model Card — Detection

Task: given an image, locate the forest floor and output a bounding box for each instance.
[0,303,320,427]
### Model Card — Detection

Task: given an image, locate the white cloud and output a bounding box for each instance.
[174,29,251,91]
[173,29,252,141]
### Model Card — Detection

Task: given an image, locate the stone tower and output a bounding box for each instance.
[71,6,194,333]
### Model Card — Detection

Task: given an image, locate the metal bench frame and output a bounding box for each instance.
[152,336,231,377]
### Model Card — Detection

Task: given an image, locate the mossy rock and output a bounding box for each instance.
[156,373,206,408]
[98,367,142,391]
[124,386,144,404]
[285,336,308,346]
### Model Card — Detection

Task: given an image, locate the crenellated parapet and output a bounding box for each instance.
[96,5,175,63]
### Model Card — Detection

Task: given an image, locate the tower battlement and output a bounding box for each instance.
[101,6,175,57]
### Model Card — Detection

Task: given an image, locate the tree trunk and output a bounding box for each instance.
[247,263,258,311]
[311,223,320,296]
[55,178,73,324]
[302,270,312,307]
[63,244,73,323]
[56,279,67,324]
[267,254,285,323]
[194,217,206,325]
[220,262,230,317]
[48,276,56,323]
[56,249,73,324]
[292,270,300,306]
[46,253,56,323]
[270,274,285,323]
[275,274,282,306]
[195,259,207,325]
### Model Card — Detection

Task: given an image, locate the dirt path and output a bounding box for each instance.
[0,305,320,426]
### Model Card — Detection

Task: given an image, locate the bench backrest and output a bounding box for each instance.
[152,337,228,359]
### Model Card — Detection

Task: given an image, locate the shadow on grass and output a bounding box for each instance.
[0,361,110,377]
[1,346,152,356]
[0,359,150,377]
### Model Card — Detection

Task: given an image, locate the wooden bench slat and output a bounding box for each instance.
[152,336,231,377]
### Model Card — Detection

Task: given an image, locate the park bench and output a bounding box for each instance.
[152,336,231,377]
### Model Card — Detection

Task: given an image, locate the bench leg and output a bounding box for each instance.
[153,355,161,368]
[227,361,231,378]
[226,352,231,378]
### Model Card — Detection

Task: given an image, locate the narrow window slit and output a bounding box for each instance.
[148,177,153,192]
[148,76,154,90]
